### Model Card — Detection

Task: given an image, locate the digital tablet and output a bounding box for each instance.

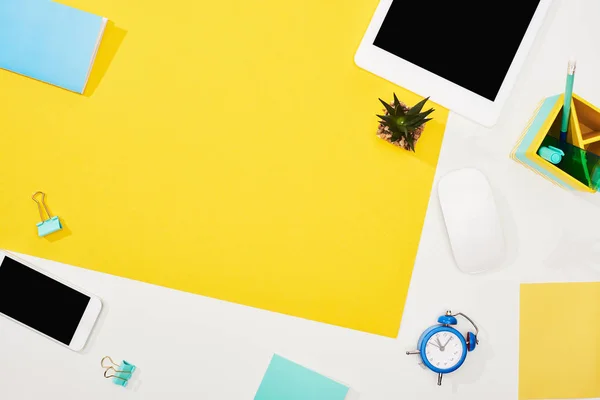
[355,0,554,127]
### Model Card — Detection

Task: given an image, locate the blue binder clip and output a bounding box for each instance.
[101,356,137,387]
[32,191,62,237]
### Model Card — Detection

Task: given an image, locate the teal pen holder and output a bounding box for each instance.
[512,93,600,193]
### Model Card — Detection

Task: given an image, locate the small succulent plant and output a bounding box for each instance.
[376,94,434,152]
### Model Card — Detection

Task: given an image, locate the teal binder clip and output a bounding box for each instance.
[101,356,137,387]
[538,146,565,165]
[32,191,62,237]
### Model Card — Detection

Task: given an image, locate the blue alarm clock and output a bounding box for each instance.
[406,310,479,386]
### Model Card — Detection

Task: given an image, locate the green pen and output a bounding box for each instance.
[560,58,576,143]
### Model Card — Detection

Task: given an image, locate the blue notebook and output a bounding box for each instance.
[0,0,107,93]
[254,355,351,400]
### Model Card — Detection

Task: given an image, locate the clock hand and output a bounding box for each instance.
[436,337,444,350]
[429,341,440,349]
[443,337,452,348]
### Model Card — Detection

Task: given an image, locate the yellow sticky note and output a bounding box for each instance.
[0,0,447,336]
[520,282,600,399]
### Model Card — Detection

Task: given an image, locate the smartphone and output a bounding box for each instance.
[0,251,102,351]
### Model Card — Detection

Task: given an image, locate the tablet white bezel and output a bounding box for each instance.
[355,0,553,127]
[0,251,102,352]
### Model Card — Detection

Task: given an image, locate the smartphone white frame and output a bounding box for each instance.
[0,251,102,352]
[354,0,554,127]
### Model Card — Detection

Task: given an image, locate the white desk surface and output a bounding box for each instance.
[3,1,600,399]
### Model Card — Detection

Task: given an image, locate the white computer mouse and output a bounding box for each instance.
[438,168,505,274]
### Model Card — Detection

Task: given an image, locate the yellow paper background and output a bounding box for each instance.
[0,0,447,336]
[520,283,600,399]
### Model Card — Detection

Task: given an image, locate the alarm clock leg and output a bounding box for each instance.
[406,350,420,355]
[437,373,443,386]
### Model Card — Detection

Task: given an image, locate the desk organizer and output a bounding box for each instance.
[511,93,600,192]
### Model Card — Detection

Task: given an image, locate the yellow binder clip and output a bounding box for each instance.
[32,191,62,237]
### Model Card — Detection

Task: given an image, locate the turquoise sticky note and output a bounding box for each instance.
[36,216,62,237]
[254,355,350,400]
[0,0,107,93]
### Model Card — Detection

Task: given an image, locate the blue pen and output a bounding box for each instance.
[560,59,576,143]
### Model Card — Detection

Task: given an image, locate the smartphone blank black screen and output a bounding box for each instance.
[0,256,90,345]
[373,1,541,101]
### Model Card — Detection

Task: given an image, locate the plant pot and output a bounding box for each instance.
[376,100,425,151]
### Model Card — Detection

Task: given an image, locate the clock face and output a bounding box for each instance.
[424,330,465,371]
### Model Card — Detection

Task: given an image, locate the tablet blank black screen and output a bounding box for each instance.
[0,256,90,345]
[373,1,541,101]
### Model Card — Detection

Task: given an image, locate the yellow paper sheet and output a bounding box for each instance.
[520,283,600,399]
[0,0,447,336]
